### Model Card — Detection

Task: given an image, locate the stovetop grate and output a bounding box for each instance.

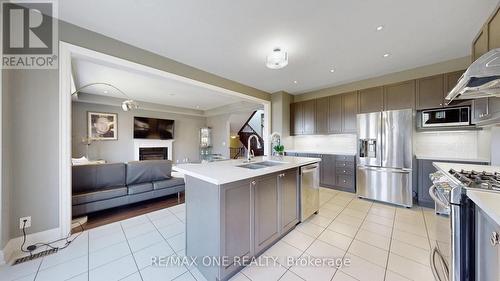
[449,169,500,191]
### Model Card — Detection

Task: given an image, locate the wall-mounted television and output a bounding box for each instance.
[133,117,174,140]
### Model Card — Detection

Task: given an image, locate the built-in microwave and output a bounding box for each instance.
[420,106,471,128]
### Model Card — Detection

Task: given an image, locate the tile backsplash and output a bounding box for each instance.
[290,134,357,154]
[414,130,491,160]
[287,129,492,161]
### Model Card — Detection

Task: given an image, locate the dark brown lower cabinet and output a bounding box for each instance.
[290,152,356,193]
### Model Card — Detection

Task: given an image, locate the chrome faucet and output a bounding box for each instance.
[246,134,262,162]
[269,132,281,156]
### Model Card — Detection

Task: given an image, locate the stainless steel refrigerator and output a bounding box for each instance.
[356,109,413,207]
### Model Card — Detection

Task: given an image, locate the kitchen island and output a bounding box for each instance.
[175,156,321,281]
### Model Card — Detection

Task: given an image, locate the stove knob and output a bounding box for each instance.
[490,232,499,247]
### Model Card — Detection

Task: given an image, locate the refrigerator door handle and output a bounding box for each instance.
[357,166,411,173]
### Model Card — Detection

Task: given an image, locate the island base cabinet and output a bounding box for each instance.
[253,174,280,253]
[279,169,300,234]
[185,168,301,281]
[220,181,252,277]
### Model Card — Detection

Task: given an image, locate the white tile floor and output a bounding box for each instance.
[0,189,450,281]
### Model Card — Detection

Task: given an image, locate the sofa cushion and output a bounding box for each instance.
[72,186,127,205]
[73,163,126,193]
[126,160,172,185]
[128,183,154,195]
[153,177,185,190]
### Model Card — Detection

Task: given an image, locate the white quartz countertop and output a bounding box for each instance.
[285,150,356,156]
[174,156,321,185]
[415,155,490,163]
[433,162,500,226]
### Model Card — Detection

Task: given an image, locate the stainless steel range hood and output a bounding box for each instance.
[446,48,500,104]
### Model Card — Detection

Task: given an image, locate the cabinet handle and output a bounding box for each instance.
[251,180,256,186]
[343,163,346,167]
[343,170,346,173]
[490,232,499,247]
[343,180,347,183]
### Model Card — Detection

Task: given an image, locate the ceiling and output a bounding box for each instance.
[71,56,255,111]
[60,0,500,94]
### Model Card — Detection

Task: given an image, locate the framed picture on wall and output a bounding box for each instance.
[88,112,118,140]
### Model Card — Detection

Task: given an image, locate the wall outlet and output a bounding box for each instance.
[19,216,31,229]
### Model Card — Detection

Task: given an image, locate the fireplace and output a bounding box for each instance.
[139,147,168,160]
[133,139,174,161]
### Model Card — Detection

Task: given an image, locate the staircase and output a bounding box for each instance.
[237,110,264,157]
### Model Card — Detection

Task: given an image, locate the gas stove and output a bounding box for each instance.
[449,168,500,191]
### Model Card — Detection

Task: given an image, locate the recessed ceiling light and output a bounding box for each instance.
[376,25,384,31]
[103,90,109,94]
[293,80,298,84]
[383,53,391,58]
[329,68,335,73]
[266,48,288,69]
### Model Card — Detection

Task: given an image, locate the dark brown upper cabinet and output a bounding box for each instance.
[416,74,445,110]
[290,100,315,135]
[383,80,415,111]
[328,95,342,134]
[445,70,464,94]
[342,92,358,133]
[359,87,384,113]
[290,102,303,135]
[315,97,329,134]
[302,100,316,134]
[444,70,470,107]
[473,28,489,61]
[489,8,500,49]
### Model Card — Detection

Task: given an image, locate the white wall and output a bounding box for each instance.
[490,127,500,165]
[206,114,230,158]
[414,130,491,160]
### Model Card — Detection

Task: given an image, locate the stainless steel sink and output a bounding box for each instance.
[236,161,285,169]
[237,163,267,169]
[255,161,286,167]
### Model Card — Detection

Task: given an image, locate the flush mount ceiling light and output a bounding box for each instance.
[376,25,384,31]
[383,53,391,58]
[266,48,288,69]
[293,80,298,84]
[72,82,139,112]
[329,68,335,73]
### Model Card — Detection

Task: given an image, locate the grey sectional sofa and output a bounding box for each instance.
[72,160,184,217]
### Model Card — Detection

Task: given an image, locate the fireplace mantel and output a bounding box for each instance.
[134,139,174,161]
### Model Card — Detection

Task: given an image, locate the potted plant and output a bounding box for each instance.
[273,143,285,156]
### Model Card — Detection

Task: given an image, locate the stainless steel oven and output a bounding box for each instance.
[421,106,471,128]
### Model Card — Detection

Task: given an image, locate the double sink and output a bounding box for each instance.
[237,160,286,170]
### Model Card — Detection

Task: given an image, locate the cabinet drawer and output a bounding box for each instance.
[335,161,355,168]
[336,175,354,188]
[335,167,354,175]
[335,155,355,162]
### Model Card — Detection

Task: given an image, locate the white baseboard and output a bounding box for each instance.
[0,227,62,265]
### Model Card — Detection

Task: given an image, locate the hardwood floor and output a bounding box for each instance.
[72,192,185,233]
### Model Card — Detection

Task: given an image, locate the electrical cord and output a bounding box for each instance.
[20,220,85,255]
